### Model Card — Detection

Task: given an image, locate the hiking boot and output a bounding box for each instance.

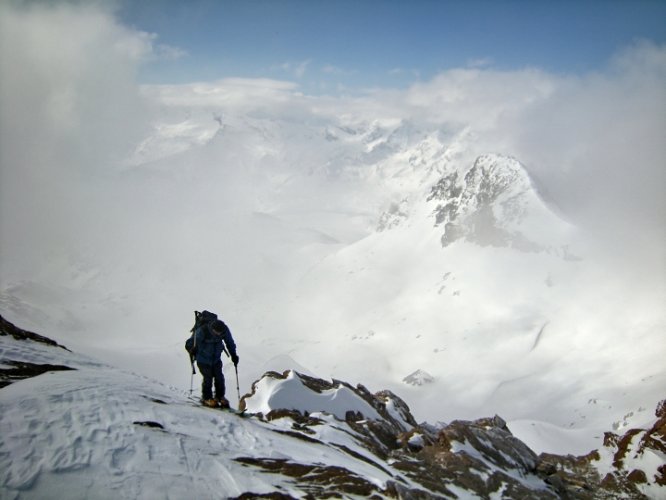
[216,397,230,409]
[202,399,218,408]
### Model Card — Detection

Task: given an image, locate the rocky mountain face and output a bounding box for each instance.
[3,316,661,499]
[238,368,665,499]
[426,154,572,251]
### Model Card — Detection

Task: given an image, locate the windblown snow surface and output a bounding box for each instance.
[0,332,390,499]
[2,326,665,499]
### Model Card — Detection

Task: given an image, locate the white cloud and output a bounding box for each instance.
[0,2,154,278]
[322,64,344,74]
[466,57,493,68]
[610,38,666,75]
[345,49,666,268]
[146,78,300,108]
[0,2,185,177]
[277,59,312,79]
[502,41,666,260]
[115,30,187,61]
[154,42,188,61]
[321,64,358,78]
[388,67,421,79]
[2,2,663,298]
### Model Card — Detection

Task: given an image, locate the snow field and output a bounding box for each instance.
[0,336,403,498]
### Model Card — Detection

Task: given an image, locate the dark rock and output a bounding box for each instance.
[231,492,297,500]
[536,452,601,498]
[0,314,70,351]
[234,457,384,498]
[0,360,75,389]
[133,421,164,429]
[627,469,648,484]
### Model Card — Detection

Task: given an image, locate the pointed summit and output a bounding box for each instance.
[403,369,435,386]
[427,154,572,250]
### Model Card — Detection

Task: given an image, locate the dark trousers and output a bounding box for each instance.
[197,360,225,400]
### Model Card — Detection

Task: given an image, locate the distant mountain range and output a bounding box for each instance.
[1,107,663,465]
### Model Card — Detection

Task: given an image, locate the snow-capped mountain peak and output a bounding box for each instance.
[427,154,573,250]
[402,369,435,386]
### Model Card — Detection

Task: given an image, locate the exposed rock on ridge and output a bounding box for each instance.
[1,316,662,499]
[0,314,74,388]
[427,154,569,251]
[238,369,664,498]
[0,313,70,351]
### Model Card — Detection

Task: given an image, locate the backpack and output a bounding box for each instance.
[185,310,218,368]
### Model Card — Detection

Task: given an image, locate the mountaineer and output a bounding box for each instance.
[186,310,239,408]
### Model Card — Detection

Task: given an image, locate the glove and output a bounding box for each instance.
[231,354,239,367]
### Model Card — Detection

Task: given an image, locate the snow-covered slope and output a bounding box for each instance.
[281,148,664,450]
[1,317,405,498]
[2,316,664,499]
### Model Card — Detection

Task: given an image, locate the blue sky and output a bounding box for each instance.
[119,0,666,90]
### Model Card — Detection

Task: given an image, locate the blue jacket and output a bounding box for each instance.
[194,321,237,366]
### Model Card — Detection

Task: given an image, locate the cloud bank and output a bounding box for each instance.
[1,1,663,308]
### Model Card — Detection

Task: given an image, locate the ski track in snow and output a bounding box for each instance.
[529,321,549,352]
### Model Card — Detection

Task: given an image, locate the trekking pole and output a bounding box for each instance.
[189,354,196,396]
[234,364,241,403]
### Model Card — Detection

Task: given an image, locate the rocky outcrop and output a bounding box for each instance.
[427,154,564,251]
[0,314,69,351]
[0,314,74,388]
[532,409,666,500]
[595,400,666,496]
[0,360,74,389]
[239,369,417,434]
[389,415,551,498]
[237,370,664,499]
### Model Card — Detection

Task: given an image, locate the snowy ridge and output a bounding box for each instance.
[1,316,664,498]
[241,369,383,422]
[240,369,415,433]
